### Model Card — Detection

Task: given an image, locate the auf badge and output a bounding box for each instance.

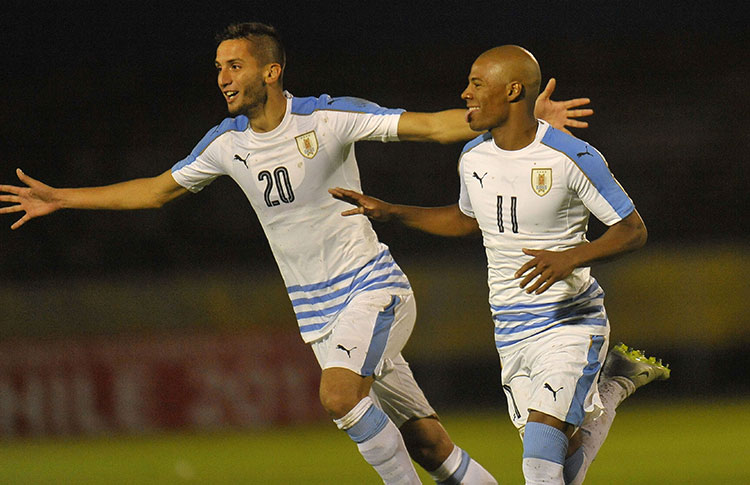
[531,168,552,196]
[295,131,318,159]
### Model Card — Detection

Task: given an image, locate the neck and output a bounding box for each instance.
[490,110,538,151]
[249,88,287,133]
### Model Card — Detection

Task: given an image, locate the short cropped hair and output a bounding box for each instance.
[216,22,286,70]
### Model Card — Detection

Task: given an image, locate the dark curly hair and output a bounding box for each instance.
[216,22,286,71]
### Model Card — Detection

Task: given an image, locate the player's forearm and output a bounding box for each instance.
[399,107,566,145]
[57,176,183,211]
[389,203,479,237]
[398,110,477,144]
[429,109,477,144]
[567,211,647,267]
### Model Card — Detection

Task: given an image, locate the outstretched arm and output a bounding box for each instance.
[328,187,479,237]
[515,210,648,295]
[396,78,592,143]
[0,168,188,230]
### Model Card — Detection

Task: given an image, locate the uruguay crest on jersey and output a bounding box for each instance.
[295,131,318,158]
[531,168,552,196]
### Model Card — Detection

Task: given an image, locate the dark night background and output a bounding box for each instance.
[0,1,747,459]
[0,5,747,479]
[1,1,747,280]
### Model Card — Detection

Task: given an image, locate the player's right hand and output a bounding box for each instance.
[0,169,61,230]
[328,187,393,222]
[534,78,593,135]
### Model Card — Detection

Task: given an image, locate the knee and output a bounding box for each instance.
[319,382,362,419]
[400,417,454,471]
[319,367,373,419]
[406,438,453,471]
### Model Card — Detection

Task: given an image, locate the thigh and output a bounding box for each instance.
[500,327,609,433]
[311,290,416,378]
[527,328,608,428]
[369,353,436,427]
[498,349,533,434]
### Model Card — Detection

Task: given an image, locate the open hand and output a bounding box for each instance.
[328,187,393,222]
[0,169,61,229]
[534,78,593,135]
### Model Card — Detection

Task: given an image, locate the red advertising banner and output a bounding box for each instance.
[0,331,325,437]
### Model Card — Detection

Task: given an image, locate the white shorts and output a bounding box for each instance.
[497,324,610,435]
[310,289,435,427]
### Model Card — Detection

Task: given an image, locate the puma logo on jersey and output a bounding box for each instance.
[577,146,593,158]
[336,344,357,358]
[472,171,488,188]
[233,153,249,168]
[544,383,563,401]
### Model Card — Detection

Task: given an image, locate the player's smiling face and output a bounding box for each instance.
[461,56,508,132]
[215,39,267,117]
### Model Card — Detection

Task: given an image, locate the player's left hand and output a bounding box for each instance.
[534,78,593,135]
[515,247,577,294]
[328,187,394,222]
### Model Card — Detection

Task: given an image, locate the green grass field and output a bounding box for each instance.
[1,399,748,484]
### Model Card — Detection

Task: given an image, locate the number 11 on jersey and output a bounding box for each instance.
[497,195,519,234]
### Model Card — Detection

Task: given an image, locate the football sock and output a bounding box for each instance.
[522,422,567,484]
[429,445,498,484]
[567,377,629,484]
[334,396,421,485]
[562,445,585,485]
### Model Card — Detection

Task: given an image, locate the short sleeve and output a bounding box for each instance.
[170,119,243,192]
[541,127,634,227]
[568,147,635,226]
[293,95,404,145]
[458,158,475,218]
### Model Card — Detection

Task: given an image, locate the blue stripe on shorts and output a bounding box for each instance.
[360,296,400,376]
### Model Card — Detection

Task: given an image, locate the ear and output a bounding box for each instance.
[507,81,525,102]
[265,63,283,84]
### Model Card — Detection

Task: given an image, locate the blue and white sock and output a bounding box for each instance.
[429,445,497,484]
[522,421,568,484]
[334,396,420,485]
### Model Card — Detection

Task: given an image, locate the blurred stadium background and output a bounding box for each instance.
[1,1,748,482]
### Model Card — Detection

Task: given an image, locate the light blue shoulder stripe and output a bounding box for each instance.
[460,132,492,155]
[541,127,634,219]
[172,116,249,172]
[291,94,404,116]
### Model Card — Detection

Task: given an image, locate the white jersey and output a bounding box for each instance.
[458,120,634,349]
[171,92,411,342]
